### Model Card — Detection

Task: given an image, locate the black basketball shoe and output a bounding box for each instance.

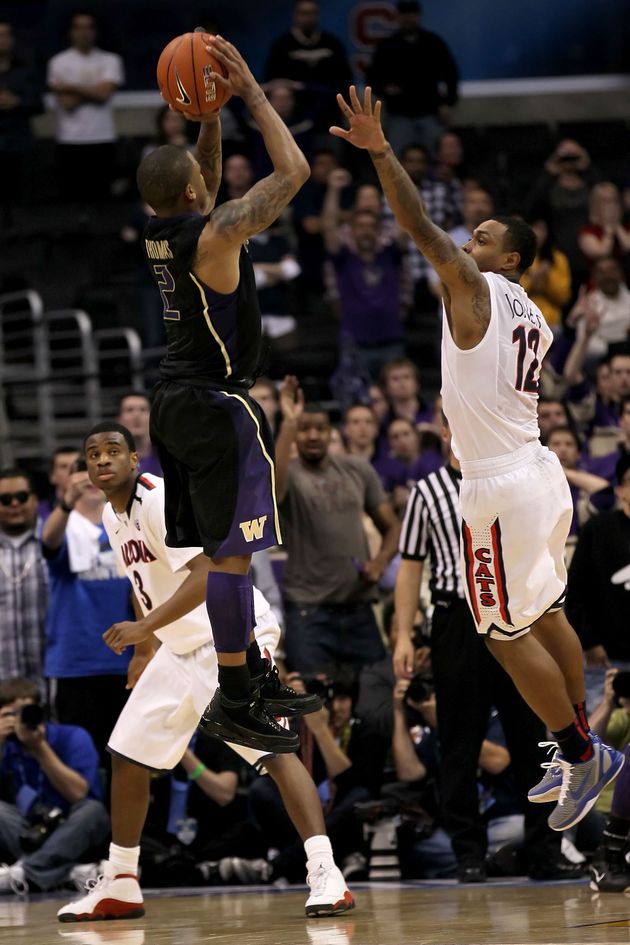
[590,843,630,893]
[199,690,299,753]
[254,660,323,717]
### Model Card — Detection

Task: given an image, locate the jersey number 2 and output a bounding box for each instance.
[153,264,180,321]
[512,325,540,393]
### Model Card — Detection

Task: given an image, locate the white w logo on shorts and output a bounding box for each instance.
[239,516,268,542]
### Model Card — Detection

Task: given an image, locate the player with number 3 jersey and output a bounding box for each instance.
[333,85,623,833]
[57,422,352,923]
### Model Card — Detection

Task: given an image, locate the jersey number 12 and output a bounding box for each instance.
[512,325,540,393]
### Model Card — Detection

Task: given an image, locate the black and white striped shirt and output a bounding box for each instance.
[399,464,464,601]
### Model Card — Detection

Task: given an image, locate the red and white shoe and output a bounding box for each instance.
[57,863,144,923]
[305,861,355,918]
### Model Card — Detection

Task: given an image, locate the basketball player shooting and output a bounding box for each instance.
[135,36,309,754]
[331,86,623,831]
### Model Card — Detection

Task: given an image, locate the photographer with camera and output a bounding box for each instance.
[41,456,138,761]
[394,415,581,882]
[587,668,630,891]
[0,677,108,893]
[391,674,458,878]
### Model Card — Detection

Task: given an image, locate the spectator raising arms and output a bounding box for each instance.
[578,183,630,277]
[323,168,407,378]
[41,459,135,762]
[276,376,399,675]
[525,138,600,287]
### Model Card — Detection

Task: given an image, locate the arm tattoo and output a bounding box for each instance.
[471,293,490,329]
[196,122,222,203]
[370,146,459,264]
[210,173,294,239]
[370,147,434,237]
[371,144,488,328]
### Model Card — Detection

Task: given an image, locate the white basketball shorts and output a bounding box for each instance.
[107,606,281,771]
[458,441,572,640]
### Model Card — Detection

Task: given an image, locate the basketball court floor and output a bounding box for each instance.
[4,879,630,945]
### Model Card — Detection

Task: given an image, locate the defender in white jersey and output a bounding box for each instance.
[57,423,354,923]
[333,85,623,833]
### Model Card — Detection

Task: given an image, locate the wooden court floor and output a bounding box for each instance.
[3,880,630,945]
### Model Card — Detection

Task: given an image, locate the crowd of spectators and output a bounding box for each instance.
[1,0,630,899]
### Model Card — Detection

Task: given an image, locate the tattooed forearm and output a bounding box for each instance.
[196,119,222,204]
[211,173,294,239]
[369,145,440,244]
[370,143,484,300]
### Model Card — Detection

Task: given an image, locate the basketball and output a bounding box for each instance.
[156,31,230,118]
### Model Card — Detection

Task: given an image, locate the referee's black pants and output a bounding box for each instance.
[431,598,562,868]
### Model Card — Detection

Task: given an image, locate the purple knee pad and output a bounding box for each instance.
[206,571,254,653]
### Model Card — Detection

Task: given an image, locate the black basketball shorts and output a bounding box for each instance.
[150,381,281,558]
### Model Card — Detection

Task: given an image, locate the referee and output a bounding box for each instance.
[394,415,580,883]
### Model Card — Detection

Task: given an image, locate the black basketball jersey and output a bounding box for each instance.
[142,212,262,387]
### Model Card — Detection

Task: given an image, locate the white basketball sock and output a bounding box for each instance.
[109,842,140,877]
[304,834,334,867]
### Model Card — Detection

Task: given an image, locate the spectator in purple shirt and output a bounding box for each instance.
[586,395,630,483]
[381,358,433,427]
[547,426,611,536]
[322,169,406,379]
[381,418,443,513]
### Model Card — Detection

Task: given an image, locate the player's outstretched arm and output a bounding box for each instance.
[203,35,310,242]
[195,114,222,211]
[331,86,484,300]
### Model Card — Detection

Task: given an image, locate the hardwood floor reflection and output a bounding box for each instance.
[4,880,630,944]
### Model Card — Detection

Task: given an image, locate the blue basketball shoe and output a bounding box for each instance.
[548,740,625,832]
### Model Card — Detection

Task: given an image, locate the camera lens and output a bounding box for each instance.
[20,703,44,729]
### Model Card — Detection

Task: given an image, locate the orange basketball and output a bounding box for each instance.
[156,31,230,118]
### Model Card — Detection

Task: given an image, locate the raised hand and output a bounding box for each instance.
[330,85,387,152]
[279,375,305,424]
[205,35,259,106]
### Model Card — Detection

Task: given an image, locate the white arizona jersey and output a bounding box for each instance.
[103,474,270,655]
[441,271,554,465]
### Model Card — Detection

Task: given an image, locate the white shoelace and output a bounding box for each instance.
[308,864,331,896]
[558,758,574,805]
